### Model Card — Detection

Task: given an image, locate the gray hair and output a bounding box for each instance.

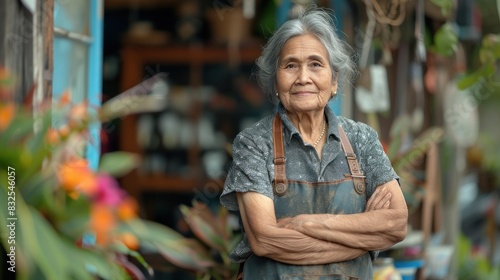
[255,8,357,104]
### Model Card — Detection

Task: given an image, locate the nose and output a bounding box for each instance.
[295,66,311,85]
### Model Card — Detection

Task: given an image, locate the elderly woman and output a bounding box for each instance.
[220,8,408,279]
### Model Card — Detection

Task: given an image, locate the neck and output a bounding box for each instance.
[286,109,326,145]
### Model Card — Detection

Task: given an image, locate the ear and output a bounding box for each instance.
[331,81,338,95]
[331,71,339,92]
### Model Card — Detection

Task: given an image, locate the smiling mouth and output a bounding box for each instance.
[292,91,317,95]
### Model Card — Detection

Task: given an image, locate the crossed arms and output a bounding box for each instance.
[236,179,408,265]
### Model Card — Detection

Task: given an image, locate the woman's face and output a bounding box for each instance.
[276,34,337,114]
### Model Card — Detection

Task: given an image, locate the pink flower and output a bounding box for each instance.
[94,174,126,206]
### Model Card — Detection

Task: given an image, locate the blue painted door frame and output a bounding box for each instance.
[52,0,103,170]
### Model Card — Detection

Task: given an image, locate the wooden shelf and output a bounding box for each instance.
[122,171,223,196]
[119,44,261,197]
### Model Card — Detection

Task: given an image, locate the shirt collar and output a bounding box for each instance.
[277,103,341,146]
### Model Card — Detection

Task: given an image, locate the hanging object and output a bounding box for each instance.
[415,0,426,63]
[366,0,407,27]
[355,65,391,113]
[355,0,390,114]
[443,82,479,148]
[243,0,256,19]
[20,0,36,14]
[406,0,426,133]
[409,62,425,133]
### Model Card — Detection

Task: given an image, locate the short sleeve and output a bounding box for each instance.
[220,132,273,211]
[356,123,399,198]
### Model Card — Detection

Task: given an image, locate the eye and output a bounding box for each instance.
[310,62,322,68]
[285,64,297,69]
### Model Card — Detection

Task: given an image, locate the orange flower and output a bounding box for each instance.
[70,102,88,119]
[0,68,14,102]
[60,90,71,106]
[68,102,89,129]
[0,103,15,131]
[58,159,98,196]
[116,232,140,250]
[0,67,9,81]
[117,197,138,221]
[46,128,59,145]
[90,204,116,246]
[58,125,71,140]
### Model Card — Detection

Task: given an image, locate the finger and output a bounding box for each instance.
[366,186,387,211]
[383,200,390,209]
[373,192,392,210]
[367,191,391,211]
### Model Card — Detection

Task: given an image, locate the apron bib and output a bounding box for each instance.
[243,114,372,280]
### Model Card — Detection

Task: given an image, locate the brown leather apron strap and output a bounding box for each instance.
[236,262,244,280]
[272,114,288,196]
[273,114,365,196]
[338,126,366,195]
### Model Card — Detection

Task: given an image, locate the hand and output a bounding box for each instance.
[365,186,392,212]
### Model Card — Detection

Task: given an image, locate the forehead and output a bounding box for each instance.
[280,34,329,60]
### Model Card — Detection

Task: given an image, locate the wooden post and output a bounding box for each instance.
[43,0,54,100]
[422,142,442,247]
[0,1,34,102]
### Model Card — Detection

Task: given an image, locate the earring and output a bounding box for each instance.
[332,91,337,97]
[276,92,279,96]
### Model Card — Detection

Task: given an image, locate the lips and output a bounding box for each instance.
[291,91,317,95]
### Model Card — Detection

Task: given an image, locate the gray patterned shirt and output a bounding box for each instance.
[220,104,398,262]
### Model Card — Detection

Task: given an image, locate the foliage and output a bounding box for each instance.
[385,114,445,213]
[426,0,458,57]
[430,0,454,18]
[457,34,500,91]
[431,22,458,57]
[457,234,500,280]
[454,33,500,178]
[0,68,239,279]
[179,201,241,280]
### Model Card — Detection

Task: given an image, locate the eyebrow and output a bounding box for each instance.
[280,54,327,64]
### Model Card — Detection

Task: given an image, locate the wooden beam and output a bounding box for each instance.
[43,0,54,100]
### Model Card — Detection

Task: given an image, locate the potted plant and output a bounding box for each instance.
[0,67,239,279]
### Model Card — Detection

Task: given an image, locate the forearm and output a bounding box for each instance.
[291,209,407,251]
[281,181,408,251]
[250,224,367,264]
[237,192,367,265]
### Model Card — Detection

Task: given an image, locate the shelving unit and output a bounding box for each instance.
[119,44,263,199]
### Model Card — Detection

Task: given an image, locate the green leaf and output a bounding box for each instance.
[479,49,495,65]
[180,204,227,252]
[110,242,152,275]
[98,152,140,177]
[0,108,36,144]
[18,174,61,217]
[57,195,91,239]
[158,238,215,272]
[388,136,402,162]
[393,127,445,172]
[0,187,125,280]
[457,72,482,90]
[430,0,454,17]
[123,219,215,272]
[122,218,187,242]
[387,114,412,160]
[432,22,458,56]
[477,63,496,77]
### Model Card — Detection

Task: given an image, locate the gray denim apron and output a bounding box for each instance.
[242,114,372,280]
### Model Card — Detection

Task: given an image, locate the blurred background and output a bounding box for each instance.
[1,0,500,279]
